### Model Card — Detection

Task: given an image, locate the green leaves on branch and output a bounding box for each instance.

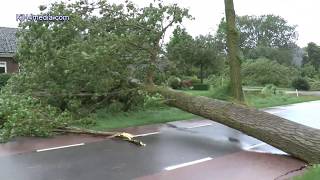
[0,0,193,141]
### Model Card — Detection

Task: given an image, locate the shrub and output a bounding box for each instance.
[307,77,320,90]
[261,84,278,95]
[292,77,310,91]
[242,58,298,87]
[193,84,210,90]
[206,74,229,87]
[210,83,232,101]
[190,76,201,85]
[0,74,11,89]
[168,76,181,89]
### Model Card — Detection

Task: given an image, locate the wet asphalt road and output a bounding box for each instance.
[265,100,320,129]
[0,100,319,180]
[0,123,263,180]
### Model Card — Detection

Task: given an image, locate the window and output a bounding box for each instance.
[0,62,7,73]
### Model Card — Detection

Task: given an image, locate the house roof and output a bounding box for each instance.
[0,27,17,55]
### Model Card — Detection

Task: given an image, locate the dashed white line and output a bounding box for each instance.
[36,143,85,152]
[243,143,266,150]
[164,157,213,171]
[185,124,212,129]
[134,132,160,137]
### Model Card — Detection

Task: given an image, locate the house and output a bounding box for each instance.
[0,27,19,73]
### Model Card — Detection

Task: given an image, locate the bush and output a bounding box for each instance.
[210,83,232,101]
[0,74,11,89]
[190,76,201,85]
[307,77,320,90]
[292,77,310,90]
[261,84,279,96]
[192,84,210,90]
[206,74,229,88]
[168,76,181,89]
[242,58,298,87]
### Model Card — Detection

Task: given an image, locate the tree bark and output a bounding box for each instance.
[225,0,244,102]
[147,86,320,164]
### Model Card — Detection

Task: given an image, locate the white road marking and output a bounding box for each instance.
[185,124,212,129]
[164,157,213,171]
[134,132,160,137]
[244,143,266,150]
[264,109,286,114]
[36,143,85,152]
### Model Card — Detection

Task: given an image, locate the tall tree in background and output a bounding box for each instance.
[193,35,223,83]
[166,27,195,76]
[306,42,320,71]
[224,0,244,102]
[215,15,298,56]
[130,2,192,85]
[166,29,224,82]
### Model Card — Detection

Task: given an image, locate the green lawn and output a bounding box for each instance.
[81,89,320,131]
[79,107,197,131]
[182,89,320,108]
[246,94,320,108]
[294,165,320,180]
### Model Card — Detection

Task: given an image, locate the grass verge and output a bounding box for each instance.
[294,165,320,180]
[80,89,320,131]
[78,107,197,131]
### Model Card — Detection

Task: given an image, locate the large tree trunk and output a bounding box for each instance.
[225,0,244,102]
[147,86,320,164]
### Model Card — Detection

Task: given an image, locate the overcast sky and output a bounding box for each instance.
[1,0,319,47]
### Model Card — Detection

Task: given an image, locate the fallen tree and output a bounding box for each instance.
[147,86,320,164]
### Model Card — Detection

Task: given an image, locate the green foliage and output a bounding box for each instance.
[210,83,232,101]
[261,84,277,95]
[167,76,182,89]
[242,58,298,87]
[0,74,11,89]
[301,63,318,78]
[192,84,210,91]
[215,15,298,54]
[166,28,224,80]
[189,76,201,84]
[0,91,71,142]
[166,27,195,76]
[205,73,229,88]
[305,42,320,70]
[292,77,310,91]
[307,78,320,90]
[260,84,284,96]
[247,46,293,65]
[13,0,192,114]
[294,165,320,180]
[143,93,165,109]
[0,0,193,141]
